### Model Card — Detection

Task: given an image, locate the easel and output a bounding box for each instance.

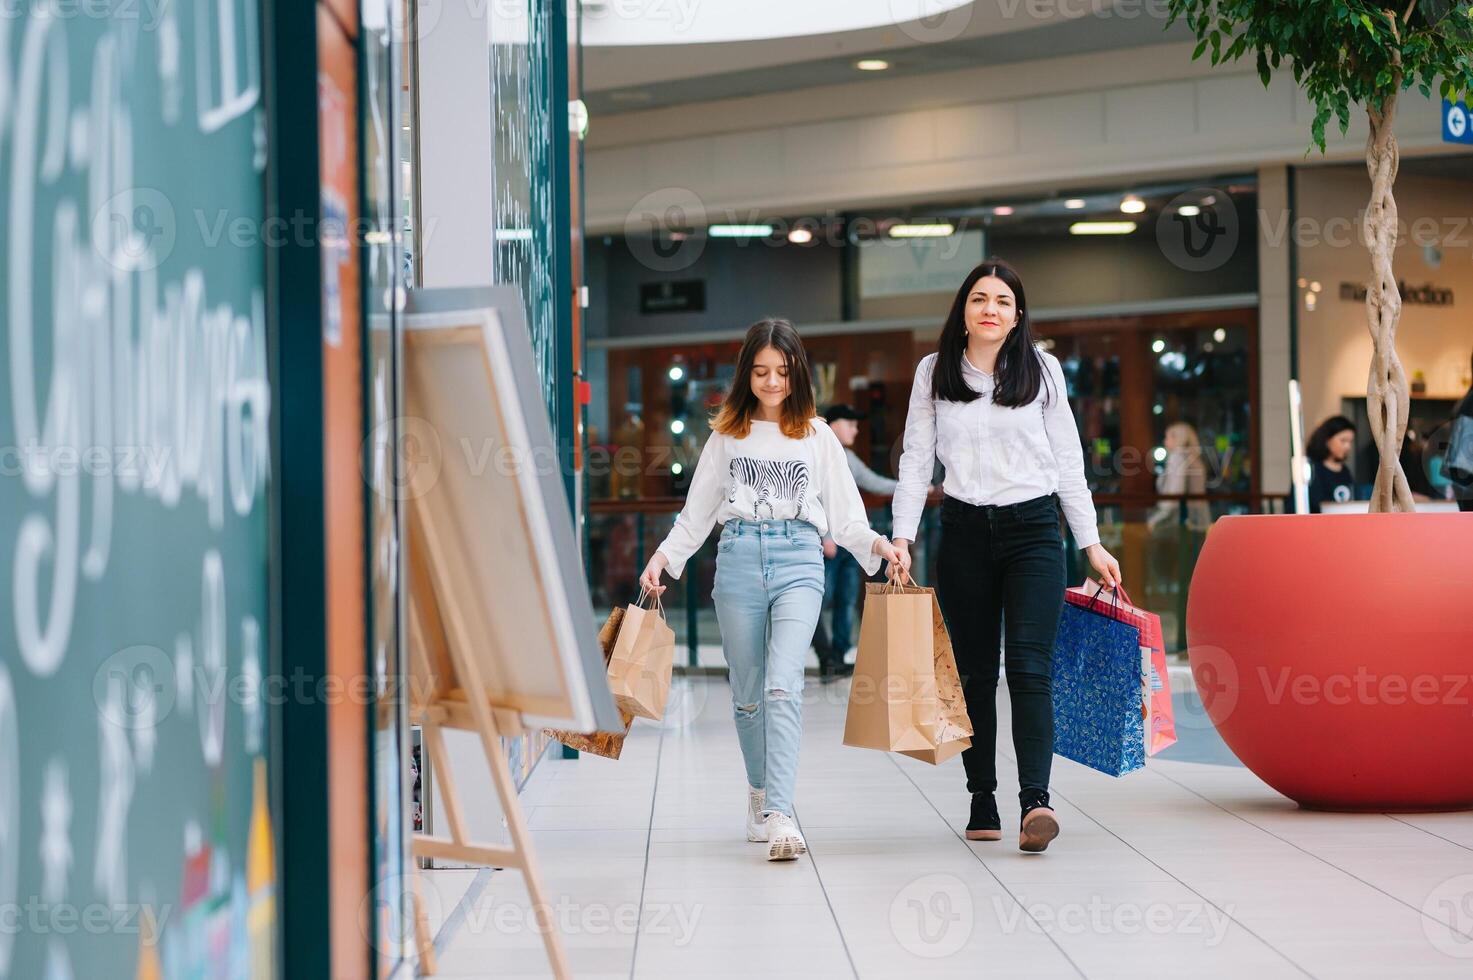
[405,511,571,979]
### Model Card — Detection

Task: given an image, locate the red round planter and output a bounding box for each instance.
[1186,513,1473,811]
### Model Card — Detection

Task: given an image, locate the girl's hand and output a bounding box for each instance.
[639,553,669,597]
[1085,543,1122,591]
[880,538,912,581]
[823,537,838,560]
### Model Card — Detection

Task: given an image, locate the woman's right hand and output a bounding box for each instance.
[889,539,913,581]
[639,552,669,597]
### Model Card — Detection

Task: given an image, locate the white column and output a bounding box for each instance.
[415,0,494,287]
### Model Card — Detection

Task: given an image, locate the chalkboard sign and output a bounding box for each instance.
[0,5,276,979]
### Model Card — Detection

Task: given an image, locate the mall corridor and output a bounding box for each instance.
[424,676,1473,978]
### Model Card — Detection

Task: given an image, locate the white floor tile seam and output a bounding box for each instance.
[1146,761,1473,945]
[986,745,1319,978]
[627,717,665,980]
[438,677,1473,978]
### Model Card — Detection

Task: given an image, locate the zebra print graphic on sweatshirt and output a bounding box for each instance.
[728,457,811,521]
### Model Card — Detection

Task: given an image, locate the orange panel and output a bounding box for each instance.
[324,0,359,40]
[318,8,369,979]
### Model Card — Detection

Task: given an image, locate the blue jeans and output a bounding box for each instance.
[813,551,861,663]
[712,519,825,818]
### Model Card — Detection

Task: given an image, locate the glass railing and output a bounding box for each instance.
[586,494,1286,663]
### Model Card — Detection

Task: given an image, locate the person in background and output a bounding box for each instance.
[810,404,899,681]
[1146,421,1213,532]
[1305,416,1357,514]
[1450,351,1473,513]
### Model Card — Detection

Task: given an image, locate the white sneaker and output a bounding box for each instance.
[766,812,806,861]
[746,786,768,843]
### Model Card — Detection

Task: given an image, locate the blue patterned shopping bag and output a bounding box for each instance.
[1052,602,1146,776]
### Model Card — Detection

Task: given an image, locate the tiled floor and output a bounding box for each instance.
[428,675,1473,978]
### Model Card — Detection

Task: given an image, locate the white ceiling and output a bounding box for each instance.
[582,1,1194,112]
[581,0,976,46]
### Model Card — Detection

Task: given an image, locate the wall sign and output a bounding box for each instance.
[640,280,707,314]
[1339,280,1454,306]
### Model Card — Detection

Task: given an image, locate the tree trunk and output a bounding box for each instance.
[1362,90,1415,513]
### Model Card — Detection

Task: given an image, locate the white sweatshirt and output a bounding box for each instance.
[655,418,884,579]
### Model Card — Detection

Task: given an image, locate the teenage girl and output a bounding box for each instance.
[890,259,1121,853]
[640,318,902,861]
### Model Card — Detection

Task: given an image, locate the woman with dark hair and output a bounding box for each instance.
[639,318,902,862]
[890,259,1119,853]
[1305,416,1357,514]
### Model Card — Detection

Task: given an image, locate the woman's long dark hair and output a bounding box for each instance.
[711,318,816,440]
[931,258,1049,407]
[1307,415,1355,464]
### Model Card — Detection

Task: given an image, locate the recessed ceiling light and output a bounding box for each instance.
[1064,198,1087,210]
[1069,221,1137,235]
[1177,205,1201,217]
[889,222,955,238]
[1120,196,1146,214]
[992,206,1014,216]
[1213,328,1227,343]
[855,59,890,71]
[787,227,815,244]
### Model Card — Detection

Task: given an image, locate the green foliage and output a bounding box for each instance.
[1165,1,1473,151]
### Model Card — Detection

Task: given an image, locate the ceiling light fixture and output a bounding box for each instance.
[855,59,890,71]
[1064,198,1086,210]
[1069,221,1137,235]
[1120,196,1146,214]
[787,227,815,244]
[709,224,774,238]
[889,222,955,238]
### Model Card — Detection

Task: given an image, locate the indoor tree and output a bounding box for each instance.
[1165,0,1473,511]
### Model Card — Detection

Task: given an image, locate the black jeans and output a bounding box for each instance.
[935,493,1066,812]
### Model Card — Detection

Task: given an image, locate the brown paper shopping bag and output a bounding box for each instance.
[545,607,637,759]
[843,578,972,765]
[606,591,675,720]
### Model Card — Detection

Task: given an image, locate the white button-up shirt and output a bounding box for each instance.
[892,350,1101,549]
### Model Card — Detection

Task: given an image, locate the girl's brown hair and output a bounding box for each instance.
[710,318,816,440]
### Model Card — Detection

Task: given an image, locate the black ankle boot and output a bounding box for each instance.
[965,793,1002,841]
[1019,790,1059,853]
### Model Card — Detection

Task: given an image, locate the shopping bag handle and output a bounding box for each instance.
[1082,579,1133,618]
[636,587,667,620]
[1082,577,1134,606]
[884,568,920,592]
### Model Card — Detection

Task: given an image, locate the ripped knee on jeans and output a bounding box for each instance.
[734,700,761,718]
[764,686,796,703]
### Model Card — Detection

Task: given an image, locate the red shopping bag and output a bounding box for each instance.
[1065,581,1178,756]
